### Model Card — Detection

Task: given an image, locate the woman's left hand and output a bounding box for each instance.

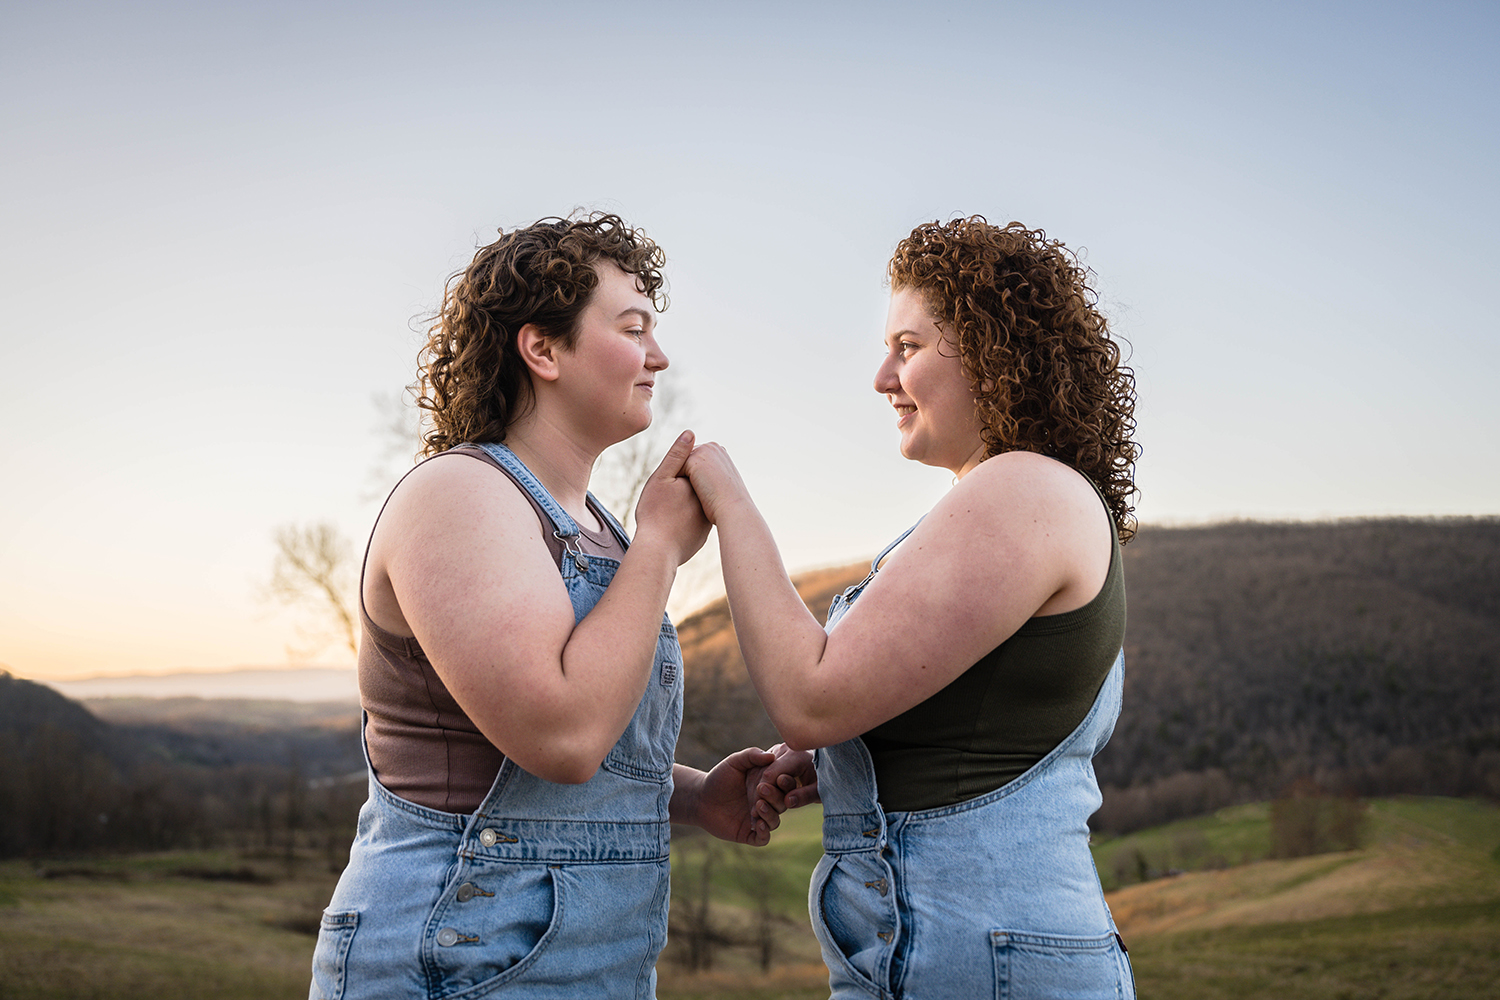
[683,442,752,526]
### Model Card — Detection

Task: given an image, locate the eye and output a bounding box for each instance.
[898,340,918,356]
[626,327,644,340]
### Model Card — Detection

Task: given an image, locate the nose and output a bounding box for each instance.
[645,332,669,372]
[873,350,900,395]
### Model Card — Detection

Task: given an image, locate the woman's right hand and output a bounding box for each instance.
[633,430,711,566]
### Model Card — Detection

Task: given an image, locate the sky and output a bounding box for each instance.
[2,0,1496,683]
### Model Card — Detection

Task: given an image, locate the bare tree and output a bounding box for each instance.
[268,521,359,659]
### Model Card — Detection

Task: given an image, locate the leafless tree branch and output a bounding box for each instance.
[269,521,358,659]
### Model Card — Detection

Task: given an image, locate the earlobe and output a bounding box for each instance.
[517,323,561,382]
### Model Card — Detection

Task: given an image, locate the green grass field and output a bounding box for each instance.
[0,797,1495,999]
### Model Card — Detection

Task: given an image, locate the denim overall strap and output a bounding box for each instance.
[472,443,580,535]
[833,521,920,609]
[311,443,683,1000]
[472,442,599,572]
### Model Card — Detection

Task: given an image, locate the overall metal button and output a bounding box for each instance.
[456,882,476,902]
[437,928,460,947]
[478,828,498,847]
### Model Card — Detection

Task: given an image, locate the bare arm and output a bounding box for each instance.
[686,445,1112,750]
[367,432,708,784]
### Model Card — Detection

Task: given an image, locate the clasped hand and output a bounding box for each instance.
[635,434,755,552]
[633,430,711,565]
[691,744,818,847]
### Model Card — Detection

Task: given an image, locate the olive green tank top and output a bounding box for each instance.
[860,501,1125,812]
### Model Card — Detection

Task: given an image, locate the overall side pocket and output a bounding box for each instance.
[811,852,899,996]
[601,622,681,783]
[309,910,359,1000]
[424,862,563,999]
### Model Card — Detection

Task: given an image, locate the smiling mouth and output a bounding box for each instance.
[894,404,915,422]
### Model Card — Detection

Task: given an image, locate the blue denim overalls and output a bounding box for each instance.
[310,443,684,1000]
[810,527,1134,1000]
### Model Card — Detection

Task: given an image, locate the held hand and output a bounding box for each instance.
[693,747,782,847]
[753,743,819,822]
[683,442,752,526]
[634,430,711,565]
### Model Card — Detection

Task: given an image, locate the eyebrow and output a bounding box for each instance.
[617,307,655,326]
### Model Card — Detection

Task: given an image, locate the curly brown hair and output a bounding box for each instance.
[415,212,668,456]
[888,216,1139,542]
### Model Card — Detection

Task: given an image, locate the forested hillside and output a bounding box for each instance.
[1099,517,1500,829]
[674,518,1500,832]
[0,673,364,857]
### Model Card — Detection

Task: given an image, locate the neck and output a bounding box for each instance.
[953,442,989,480]
[502,408,602,526]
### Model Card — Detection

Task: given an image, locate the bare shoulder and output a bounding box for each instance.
[934,451,1101,528]
[364,451,553,635]
[940,451,1112,613]
[379,450,539,542]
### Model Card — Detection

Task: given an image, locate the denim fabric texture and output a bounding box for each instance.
[810,529,1135,1000]
[309,443,683,1000]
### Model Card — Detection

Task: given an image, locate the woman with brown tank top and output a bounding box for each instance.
[684,218,1141,999]
[309,214,812,1000]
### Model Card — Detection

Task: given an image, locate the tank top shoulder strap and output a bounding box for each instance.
[448,445,570,567]
[586,491,633,550]
[358,445,576,632]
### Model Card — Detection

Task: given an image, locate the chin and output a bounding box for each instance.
[618,412,653,441]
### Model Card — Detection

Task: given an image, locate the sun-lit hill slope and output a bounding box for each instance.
[1105,796,1500,1000]
[1104,797,1500,939]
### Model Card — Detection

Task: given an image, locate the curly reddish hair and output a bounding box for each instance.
[415,212,668,457]
[889,216,1139,542]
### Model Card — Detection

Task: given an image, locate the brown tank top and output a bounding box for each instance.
[358,445,625,813]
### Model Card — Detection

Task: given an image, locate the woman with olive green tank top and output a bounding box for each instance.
[684,217,1140,999]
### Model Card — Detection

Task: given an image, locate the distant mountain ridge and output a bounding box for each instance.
[43,666,358,703]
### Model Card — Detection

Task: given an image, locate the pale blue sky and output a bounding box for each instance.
[3,1,1496,679]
